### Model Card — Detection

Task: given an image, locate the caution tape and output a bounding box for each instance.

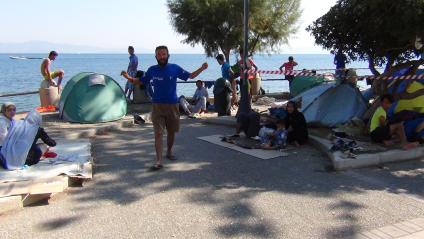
[243,69,424,81]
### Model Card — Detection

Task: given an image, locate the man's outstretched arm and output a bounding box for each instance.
[189,62,208,79]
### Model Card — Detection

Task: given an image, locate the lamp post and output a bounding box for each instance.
[237,0,252,116]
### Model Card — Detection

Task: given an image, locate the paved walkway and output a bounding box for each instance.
[1,119,424,238]
[354,218,424,238]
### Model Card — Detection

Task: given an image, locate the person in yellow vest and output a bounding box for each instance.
[40,51,64,89]
[369,94,419,150]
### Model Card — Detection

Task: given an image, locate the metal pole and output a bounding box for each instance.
[238,0,251,116]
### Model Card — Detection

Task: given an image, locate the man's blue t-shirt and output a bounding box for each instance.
[334,53,347,69]
[128,54,138,77]
[142,63,191,104]
[221,62,231,80]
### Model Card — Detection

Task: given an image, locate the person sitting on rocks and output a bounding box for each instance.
[179,80,209,117]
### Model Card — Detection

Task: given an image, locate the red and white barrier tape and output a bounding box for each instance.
[243,69,424,80]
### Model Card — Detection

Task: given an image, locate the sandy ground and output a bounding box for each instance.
[1,117,424,238]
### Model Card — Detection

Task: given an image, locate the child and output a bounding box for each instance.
[259,119,288,149]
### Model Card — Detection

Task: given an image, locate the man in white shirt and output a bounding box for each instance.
[179,80,209,117]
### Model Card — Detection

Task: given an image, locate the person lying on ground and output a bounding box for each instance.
[286,101,308,146]
[259,119,288,150]
[0,106,56,170]
[369,94,418,150]
[178,80,209,117]
[40,51,64,91]
[128,45,208,171]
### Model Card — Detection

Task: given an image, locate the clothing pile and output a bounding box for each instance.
[255,96,276,106]
[330,137,363,159]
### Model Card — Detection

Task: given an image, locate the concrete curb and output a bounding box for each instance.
[309,135,424,170]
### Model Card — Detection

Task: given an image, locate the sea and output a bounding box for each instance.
[0,53,371,112]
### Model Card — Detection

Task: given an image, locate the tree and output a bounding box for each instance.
[167,0,301,63]
[307,0,424,77]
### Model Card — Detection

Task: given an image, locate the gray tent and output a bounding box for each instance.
[293,83,368,127]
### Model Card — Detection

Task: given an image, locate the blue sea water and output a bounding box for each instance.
[0,53,371,112]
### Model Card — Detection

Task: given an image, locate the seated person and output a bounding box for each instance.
[259,119,288,149]
[40,51,64,90]
[369,94,418,150]
[404,117,424,144]
[286,101,308,146]
[0,105,56,170]
[179,80,209,117]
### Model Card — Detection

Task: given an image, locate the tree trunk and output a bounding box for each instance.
[223,50,230,64]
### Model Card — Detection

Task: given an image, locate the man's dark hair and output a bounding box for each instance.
[216,54,225,62]
[196,80,203,84]
[288,56,294,61]
[380,94,394,103]
[49,51,58,57]
[128,46,134,51]
[155,45,169,54]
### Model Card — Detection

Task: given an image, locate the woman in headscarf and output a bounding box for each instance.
[0,104,56,170]
[286,101,308,146]
[0,102,17,155]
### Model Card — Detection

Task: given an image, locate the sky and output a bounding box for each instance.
[0,0,337,54]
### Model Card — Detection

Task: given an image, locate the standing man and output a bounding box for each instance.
[216,54,235,105]
[40,51,64,89]
[334,49,347,78]
[128,46,208,171]
[279,56,298,93]
[125,46,138,101]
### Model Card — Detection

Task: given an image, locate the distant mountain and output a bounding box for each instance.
[0,41,124,54]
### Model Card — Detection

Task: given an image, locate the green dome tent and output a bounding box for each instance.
[59,72,127,123]
[291,75,327,96]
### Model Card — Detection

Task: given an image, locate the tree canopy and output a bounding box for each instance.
[307,0,424,76]
[167,0,301,63]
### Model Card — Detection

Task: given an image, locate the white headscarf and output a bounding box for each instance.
[1,110,42,170]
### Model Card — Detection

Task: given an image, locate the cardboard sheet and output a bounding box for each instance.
[0,140,92,183]
[198,135,286,160]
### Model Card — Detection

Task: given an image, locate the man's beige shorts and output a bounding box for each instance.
[152,103,180,134]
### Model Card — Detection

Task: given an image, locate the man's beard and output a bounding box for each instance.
[156,57,169,67]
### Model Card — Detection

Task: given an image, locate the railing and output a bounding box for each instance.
[0,79,292,98]
[0,91,39,98]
